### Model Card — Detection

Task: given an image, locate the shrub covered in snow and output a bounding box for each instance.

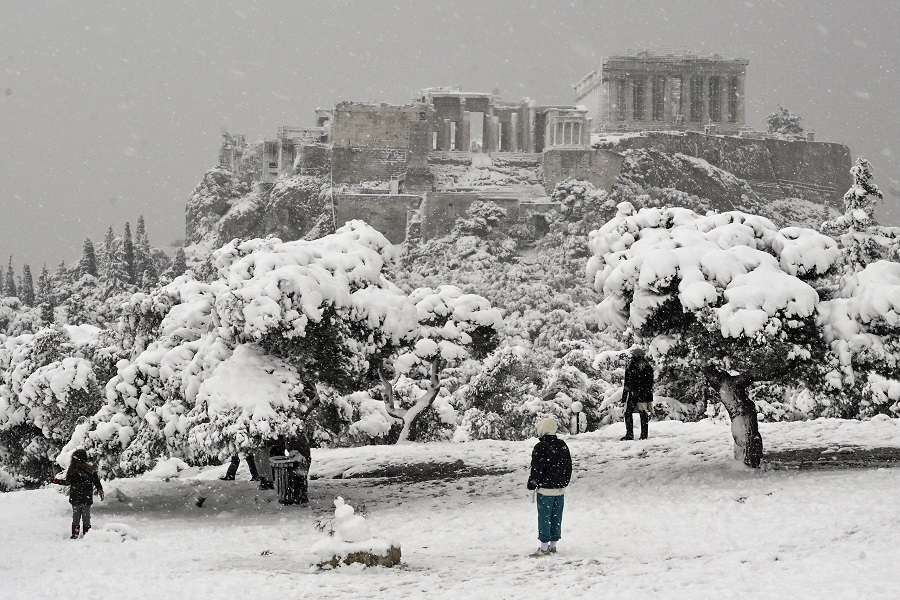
[587,202,840,466]
[64,222,422,475]
[0,325,113,482]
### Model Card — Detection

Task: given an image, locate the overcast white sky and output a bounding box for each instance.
[2,0,898,269]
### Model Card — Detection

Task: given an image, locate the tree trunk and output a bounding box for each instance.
[395,360,441,444]
[715,374,763,468]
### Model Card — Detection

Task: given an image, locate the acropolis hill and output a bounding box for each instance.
[186,53,850,254]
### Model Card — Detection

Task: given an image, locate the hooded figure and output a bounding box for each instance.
[526,418,572,557]
[50,448,104,539]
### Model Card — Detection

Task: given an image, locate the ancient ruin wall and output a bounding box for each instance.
[419,193,519,241]
[334,193,422,244]
[610,132,852,208]
[542,149,624,193]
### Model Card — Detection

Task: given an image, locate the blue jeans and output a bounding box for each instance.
[536,493,564,543]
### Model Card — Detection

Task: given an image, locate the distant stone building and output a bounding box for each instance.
[210,74,846,247]
[218,133,246,174]
[574,50,749,133]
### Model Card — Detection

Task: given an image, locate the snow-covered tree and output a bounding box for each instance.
[5,257,16,299]
[100,227,132,297]
[766,105,804,136]
[79,238,98,278]
[389,285,502,443]
[816,160,900,417]
[822,158,899,271]
[123,221,136,284]
[19,265,35,306]
[36,265,53,307]
[64,222,420,475]
[0,326,110,482]
[587,203,841,467]
[168,247,187,279]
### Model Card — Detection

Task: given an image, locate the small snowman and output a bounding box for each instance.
[332,496,371,543]
[310,496,401,568]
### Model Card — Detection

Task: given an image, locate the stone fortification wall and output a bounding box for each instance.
[419,193,519,241]
[610,132,851,208]
[296,144,330,176]
[334,194,422,244]
[332,103,422,148]
[542,149,624,193]
[332,147,409,185]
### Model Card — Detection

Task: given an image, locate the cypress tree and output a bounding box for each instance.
[79,238,98,278]
[123,221,136,284]
[20,264,35,306]
[5,257,17,298]
[37,265,54,307]
[169,247,188,278]
[40,301,55,325]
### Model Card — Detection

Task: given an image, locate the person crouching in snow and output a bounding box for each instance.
[50,448,104,539]
[527,417,572,557]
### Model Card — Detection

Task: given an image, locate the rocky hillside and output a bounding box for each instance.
[184,135,847,261]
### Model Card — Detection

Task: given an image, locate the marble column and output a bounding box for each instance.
[487,115,500,153]
[461,111,471,152]
[737,75,746,128]
[509,113,519,152]
[441,118,451,151]
[457,98,467,152]
[643,76,652,125]
[663,76,673,124]
[700,75,709,127]
[682,73,692,125]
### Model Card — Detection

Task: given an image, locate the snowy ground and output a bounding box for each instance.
[4,418,900,600]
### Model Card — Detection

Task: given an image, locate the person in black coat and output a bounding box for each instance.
[50,448,104,539]
[527,417,572,556]
[622,347,654,440]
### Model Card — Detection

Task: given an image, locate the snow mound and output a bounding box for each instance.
[83,522,140,544]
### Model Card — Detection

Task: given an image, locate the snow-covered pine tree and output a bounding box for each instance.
[79,238,98,278]
[123,221,136,284]
[587,203,840,467]
[816,160,900,417]
[36,265,53,307]
[5,258,16,299]
[0,327,106,483]
[134,215,157,289]
[65,222,421,474]
[100,227,132,297]
[168,247,187,279]
[766,105,804,136]
[20,265,35,306]
[390,285,502,443]
[822,158,898,272]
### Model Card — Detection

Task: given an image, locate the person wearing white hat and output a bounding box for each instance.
[526,417,572,557]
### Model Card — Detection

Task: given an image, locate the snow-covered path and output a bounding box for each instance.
[4,418,900,599]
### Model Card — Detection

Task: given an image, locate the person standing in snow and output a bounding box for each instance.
[621,347,654,441]
[50,448,104,539]
[527,417,572,557]
[219,453,259,481]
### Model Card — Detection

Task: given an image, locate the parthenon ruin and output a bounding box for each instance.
[574,50,749,133]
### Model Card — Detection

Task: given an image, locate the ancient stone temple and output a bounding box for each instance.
[574,50,749,134]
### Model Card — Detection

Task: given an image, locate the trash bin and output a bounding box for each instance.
[271,458,309,505]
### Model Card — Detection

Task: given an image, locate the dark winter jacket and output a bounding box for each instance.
[57,463,103,506]
[527,435,572,491]
[624,355,654,405]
